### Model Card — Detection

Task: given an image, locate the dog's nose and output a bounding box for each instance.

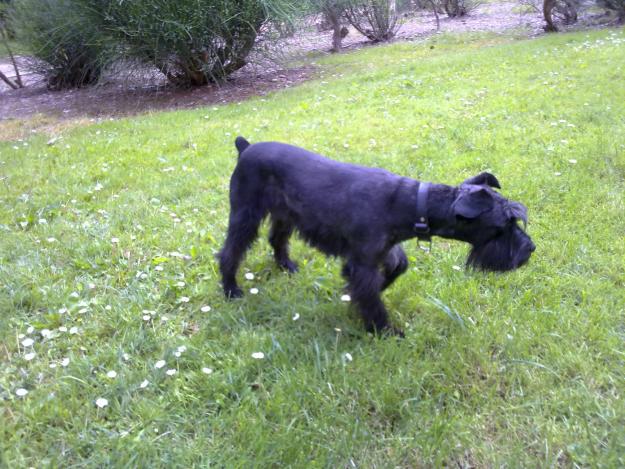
[530,242,536,253]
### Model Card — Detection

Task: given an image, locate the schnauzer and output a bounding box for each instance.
[219,137,535,336]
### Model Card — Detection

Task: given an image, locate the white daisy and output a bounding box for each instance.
[21,338,34,347]
[251,352,265,359]
[106,370,117,379]
[200,305,211,313]
[16,388,29,397]
[140,380,149,388]
[155,360,166,369]
[244,272,255,280]
[202,367,213,375]
[24,352,36,361]
[166,369,177,376]
[344,352,353,362]
[249,288,259,295]
[340,294,351,302]
[95,398,108,408]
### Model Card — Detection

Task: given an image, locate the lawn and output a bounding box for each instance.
[1,29,624,467]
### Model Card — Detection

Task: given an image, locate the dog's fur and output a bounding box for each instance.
[219,137,535,335]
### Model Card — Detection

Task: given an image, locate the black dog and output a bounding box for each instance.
[219,137,535,336]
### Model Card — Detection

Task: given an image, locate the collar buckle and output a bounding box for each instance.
[414,222,429,234]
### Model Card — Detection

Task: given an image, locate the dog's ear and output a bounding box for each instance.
[506,201,528,229]
[453,187,494,219]
[462,172,501,189]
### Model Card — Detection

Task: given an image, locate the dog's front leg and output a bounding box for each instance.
[344,262,404,337]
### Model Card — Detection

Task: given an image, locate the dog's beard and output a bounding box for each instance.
[467,227,533,272]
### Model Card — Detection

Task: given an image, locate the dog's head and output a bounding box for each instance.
[449,172,535,272]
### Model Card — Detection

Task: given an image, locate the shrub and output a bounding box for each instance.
[105,0,297,86]
[344,0,401,42]
[12,0,298,89]
[437,0,482,17]
[539,0,582,31]
[308,0,351,51]
[11,0,111,89]
[597,0,625,22]
[0,1,11,26]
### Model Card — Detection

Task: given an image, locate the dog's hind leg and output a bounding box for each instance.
[381,245,408,291]
[343,262,404,337]
[219,205,265,299]
[269,218,298,273]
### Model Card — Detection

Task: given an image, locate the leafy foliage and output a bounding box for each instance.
[436,0,483,17]
[597,0,625,21]
[11,0,299,88]
[11,0,112,89]
[308,0,352,51]
[344,0,401,42]
[104,0,274,86]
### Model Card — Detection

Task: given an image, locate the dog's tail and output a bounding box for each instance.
[235,136,251,157]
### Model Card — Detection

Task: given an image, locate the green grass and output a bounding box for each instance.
[1,29,625,467]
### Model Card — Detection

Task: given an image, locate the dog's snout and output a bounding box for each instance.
[529,241,536,253]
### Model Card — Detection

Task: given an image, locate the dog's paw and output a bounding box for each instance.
[389,327,406,338]
[371,325,405,338]
[224,286,244,299]
[367,324,405,338]
[280,259,299,274]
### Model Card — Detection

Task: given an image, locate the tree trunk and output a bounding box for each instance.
[543,0,559,31]
[0,69,18,89]
[1,25,23,88]
[428,0,441,30]
[324,7,343,53]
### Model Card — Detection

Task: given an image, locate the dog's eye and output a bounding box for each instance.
[512,218,526,230]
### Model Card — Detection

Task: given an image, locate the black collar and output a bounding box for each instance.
[414,182,430,238]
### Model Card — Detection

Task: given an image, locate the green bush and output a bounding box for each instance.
[438,0,482,17]
[344,0,401,42]
[12,0,298,89]
[11,0,112,89]
[597,0,625,22]
[105,0,296,86]
[0,0,14,37]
